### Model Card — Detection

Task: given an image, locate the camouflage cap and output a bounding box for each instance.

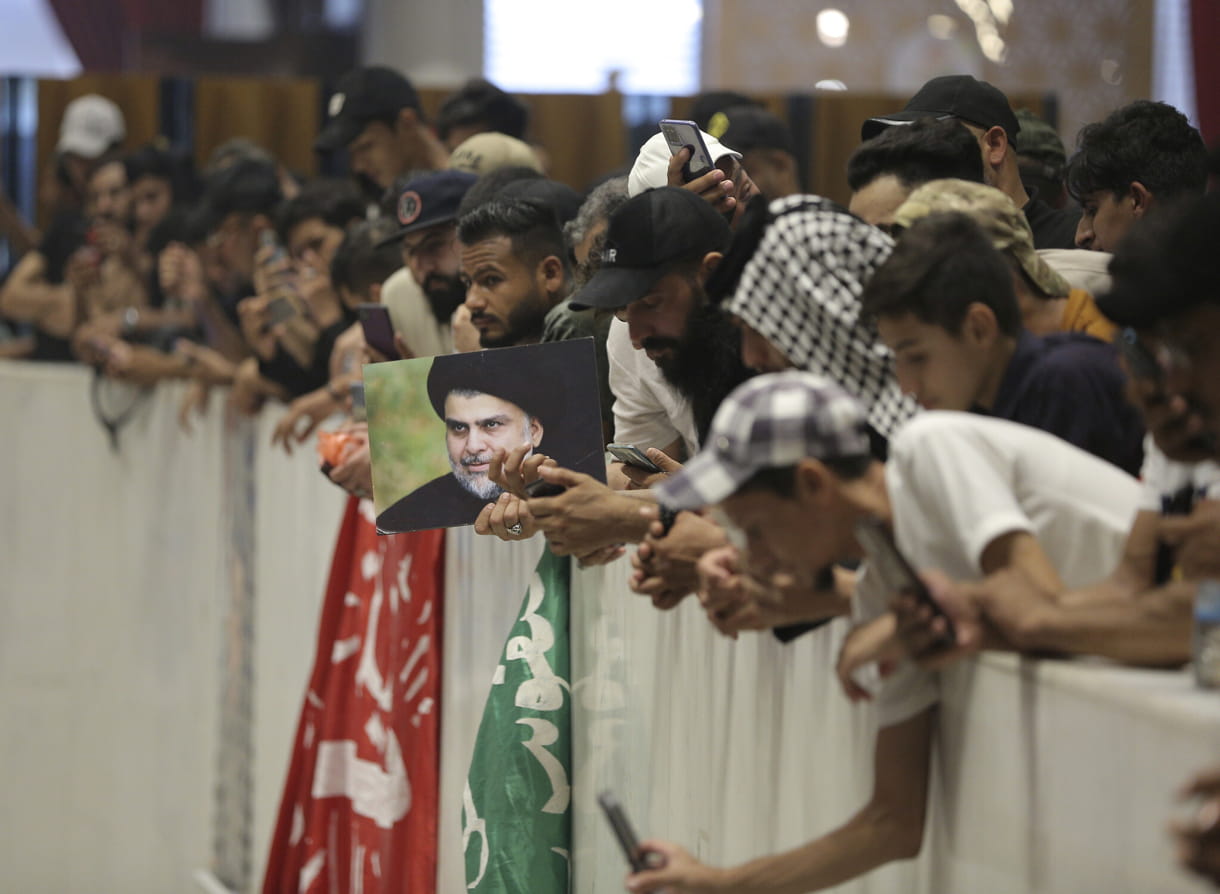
[893,178,1072,298]
[1014,108,1066,165]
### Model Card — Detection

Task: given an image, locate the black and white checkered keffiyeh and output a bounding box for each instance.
[724,194,918,438]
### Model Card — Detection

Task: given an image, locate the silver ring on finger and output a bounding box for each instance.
[507,523,524,536]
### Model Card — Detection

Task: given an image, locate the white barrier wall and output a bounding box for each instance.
[0,366,342,893]
[4,364,1220,894]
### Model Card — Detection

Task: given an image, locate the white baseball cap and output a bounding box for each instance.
[57,95,126,159]
[627,129,741,197]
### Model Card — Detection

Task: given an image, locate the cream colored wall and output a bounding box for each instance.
[703,0,1153,150]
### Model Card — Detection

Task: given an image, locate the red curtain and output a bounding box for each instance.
[46,0,202,70]
[1191,0,1219,147]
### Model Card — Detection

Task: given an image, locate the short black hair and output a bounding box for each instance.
[437,78,529,142]
[861,211,1021,337]
[124,144,200,204]
[330,218,404,298]
[738,455,873,498]
[275,178,365,243]
[456,165,547,217]
[1065,100,1208,203]
[203,158,283,227]
[457,196,568,273]
[847,118,984,192]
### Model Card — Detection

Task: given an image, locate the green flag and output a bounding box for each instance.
[463,547,572,892]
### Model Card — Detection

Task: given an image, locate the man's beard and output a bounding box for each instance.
[450,451,504,500]
[645,299,754,444]
[472,293,550,349]
[423,273,466,324]
[450,444,535,500]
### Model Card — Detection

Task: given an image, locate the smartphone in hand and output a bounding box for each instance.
[660,119,716,182]
[855,517,956,643]
[607,443,663,473]
[525,477,566,499]
[597,791,660,873]
[357,303,400,360]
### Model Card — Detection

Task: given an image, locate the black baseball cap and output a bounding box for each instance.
[568,187,732,311]
[315,66,421,153]
[861,75,1020,143]
[377,170,478,247]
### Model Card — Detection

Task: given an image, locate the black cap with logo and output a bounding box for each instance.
[568,187,732,311]
[315,66,421,153]
[377,170,478,247]
[861,75,1020,143]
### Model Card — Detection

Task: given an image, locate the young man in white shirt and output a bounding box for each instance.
[626,371,1138,893]
[896,195,1220,670]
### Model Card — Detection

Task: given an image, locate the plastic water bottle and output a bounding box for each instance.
[1193,580,1220,688]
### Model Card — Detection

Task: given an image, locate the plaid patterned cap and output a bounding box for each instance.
[655,371,871,510]
[725,195,919,438]
[894,178,1072,298]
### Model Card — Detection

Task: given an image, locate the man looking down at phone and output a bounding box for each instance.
[486,186,751,590]
[860,211,1143,474]
[625,371,1138,893]
[1065,100,1207,253]
[896,196,1220,670]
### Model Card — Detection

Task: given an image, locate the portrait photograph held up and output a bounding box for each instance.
[366,337,606,533]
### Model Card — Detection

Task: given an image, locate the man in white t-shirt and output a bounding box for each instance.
[625,371,1138,893]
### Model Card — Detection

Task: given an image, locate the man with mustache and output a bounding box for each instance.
[456,196,572,349]
[380,169,478,358]
[375,349,549,533]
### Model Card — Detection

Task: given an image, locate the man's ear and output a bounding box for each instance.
[367,282,382,304]
[252,213,274,237]
[1130,181,1154,218]
[698,251,723,284]
[981,125,1009,167]
[962,301,1000,346]
[538,254,566,299]
[528,416,544,447]
[395,106,420,134]
[793,457,835,506]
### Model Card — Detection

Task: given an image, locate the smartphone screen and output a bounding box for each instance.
[854,517,956,642]
[659,119,715,181]
[357,303,400,360]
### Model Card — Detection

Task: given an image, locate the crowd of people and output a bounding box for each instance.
[6,65,1220,890]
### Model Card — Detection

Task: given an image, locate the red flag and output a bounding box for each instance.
[262,497,444,894]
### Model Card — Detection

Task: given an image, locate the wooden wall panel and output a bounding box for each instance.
[524,92,625,190]
[193,77,320,177]
[35,75,160,227]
